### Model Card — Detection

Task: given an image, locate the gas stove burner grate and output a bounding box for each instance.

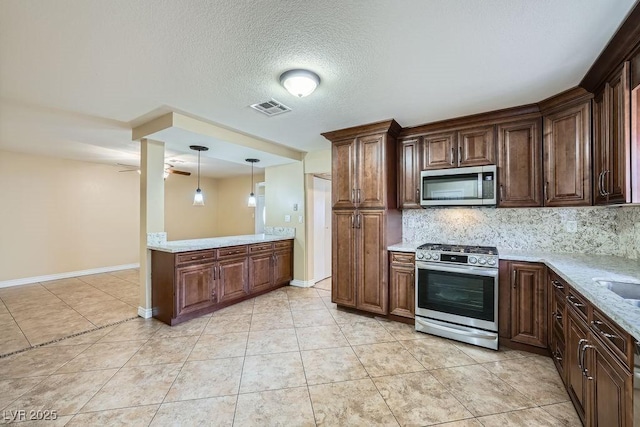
[416,243,498,255]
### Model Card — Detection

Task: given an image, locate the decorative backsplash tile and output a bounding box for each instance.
[147,232,167,246]
[264,226,296,237]
[403,205,640,259]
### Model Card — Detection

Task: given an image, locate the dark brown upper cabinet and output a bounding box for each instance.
[593,62,631,205]
[457,125,496,167]
[421,131,457,170]
[496,118,543,207]
[397,137,421,209]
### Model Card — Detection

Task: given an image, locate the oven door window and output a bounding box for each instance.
[417,268,495,322]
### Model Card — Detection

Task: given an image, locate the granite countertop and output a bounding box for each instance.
[148,234,294,253]
[387,242,640,339]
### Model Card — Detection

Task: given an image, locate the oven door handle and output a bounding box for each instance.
[415,317,497,339]
[415,262,498,278]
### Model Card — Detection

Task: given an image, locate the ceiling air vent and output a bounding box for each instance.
[250,99,291,116]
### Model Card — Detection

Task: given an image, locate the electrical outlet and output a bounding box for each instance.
[565,220,577,233]
[284,215,291,222]
[293,203,298,211]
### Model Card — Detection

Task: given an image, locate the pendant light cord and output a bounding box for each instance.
[197,150,201,189]
[250,161,254,192]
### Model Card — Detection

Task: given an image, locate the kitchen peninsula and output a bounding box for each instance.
[149,233,294,325]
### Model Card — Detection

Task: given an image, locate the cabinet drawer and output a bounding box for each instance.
[550,328,565,377]
[566,288,588,320]
[274,240,293,250]
[390,251,415,265]
[549,272,567,296]
[217,245,248,258]
[591,308,632,369]
[249,243,273,253]
[551,294,565,340]
[176,250,215,265]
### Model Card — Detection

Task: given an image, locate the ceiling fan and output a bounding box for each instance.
[117,163,191,178]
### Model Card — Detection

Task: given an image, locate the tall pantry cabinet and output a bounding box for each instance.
[322,120,402,315]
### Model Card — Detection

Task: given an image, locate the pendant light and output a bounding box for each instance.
[246,158,260,207]
[190,145,208,206]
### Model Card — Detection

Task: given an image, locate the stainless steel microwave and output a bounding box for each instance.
[420,165,497,207]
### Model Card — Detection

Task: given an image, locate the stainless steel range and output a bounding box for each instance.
[415,243,499,350]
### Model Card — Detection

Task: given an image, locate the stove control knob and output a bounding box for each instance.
[478,258,487,265]
[423,253,432,260]
[487,258,496,266]
[469,256,477,264]
[431,253,439,260]
[417,252,424,260]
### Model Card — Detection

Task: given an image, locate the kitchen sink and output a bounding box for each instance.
[593,279,640,303]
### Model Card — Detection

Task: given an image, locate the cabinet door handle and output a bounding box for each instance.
[357,189,361,204]
[604,170,610,196]
[553,350,562,363]
[350,214,354,229]
[218,266,222,280]
[582,344,595,380]
[577,338,587,371]
[351,189,355,203]
[499,184,504,202]
[552,311,563,322]
[511,269,516,288]
[551,280,564,290]
[416,188,420,203]
[450,147,455,165]
[356,214,361,229]
[597,171,605,196]
[544,181,549,202]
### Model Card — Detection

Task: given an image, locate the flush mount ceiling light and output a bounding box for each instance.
[246,158,260,207]
[279,69,320,97]
[190,145,209,206]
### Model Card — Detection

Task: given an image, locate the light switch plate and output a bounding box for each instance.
[298,215,303,223]
[284,215,291,222]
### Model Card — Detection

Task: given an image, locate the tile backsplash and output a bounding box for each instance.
[403,205,640,259]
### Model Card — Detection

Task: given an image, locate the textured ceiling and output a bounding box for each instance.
[0,0,636,177]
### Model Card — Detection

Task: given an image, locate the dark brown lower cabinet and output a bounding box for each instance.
[566,306,589,424]
[152,239,293,325]
[389,251,415,318]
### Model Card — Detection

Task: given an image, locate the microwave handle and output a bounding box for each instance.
[477,173,483,199]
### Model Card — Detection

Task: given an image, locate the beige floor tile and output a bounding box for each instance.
[108,268,139,282]
[540,401,582,426]
[250,310,294,331]
[352,342,425,377]
[285,286,320,300]
[99,318,163,342]
[125,335,199,367]
[430,364,533,417]
[378,320,425,341]
[252,297,290,313]
[211,298,255,316]
[165,357,243,401]
[67,405,159,427]
[152,316,209,338]
[301,347,368,385]
[308,378,399,426]
[295,324,349,350]
[79,273,121,286]
[399,337,477,370]
[477,406,568,426]
[313,278,331,291]
[329,308,378,325]
[315,288,331,297]
[21,315,97,346]
[77,301,137,327]
[322,296,337,310]
[0,312,14,326]
[48,325,117,347]
[0,345,89,379]
[56,340,146,373]
[204,314,252,334]
[81,363,182,411]
[150,396,236,427]
[483,355,569,406]
[234,386,315,427]
[246,328,299,355]
[292,308,337,328]
[435,420,483,427]
[254,289,288,302]
[373,371,473,426]
[9,301,75,322]
[289,297,326,311]
[6,369,117,416]
[340,321,396,346]
[0,376,46,411]
[188,332,248,361]
[0,322,31,355]
[240,352,306,393]
[453,343,528,364]
[2,414,74,425]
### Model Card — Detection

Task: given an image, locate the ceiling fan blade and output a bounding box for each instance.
[118,169,139,173]
[116,163,138,168]
[168,169,191,176]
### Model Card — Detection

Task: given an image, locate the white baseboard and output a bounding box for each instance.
[0,263,140,289]
[289,279,316,288]
[137,306,153,318]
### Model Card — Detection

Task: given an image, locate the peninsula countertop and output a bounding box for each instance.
[148,234,294,253]
[387,242,640,339]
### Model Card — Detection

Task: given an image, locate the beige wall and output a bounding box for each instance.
[216,174,264,236]
[304,149,331,174]
[164,174,219,240]
[265,161,307,281]
[0,150,140,281]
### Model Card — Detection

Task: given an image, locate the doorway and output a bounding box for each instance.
[313,176,331,282]
[255,182,266,234]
